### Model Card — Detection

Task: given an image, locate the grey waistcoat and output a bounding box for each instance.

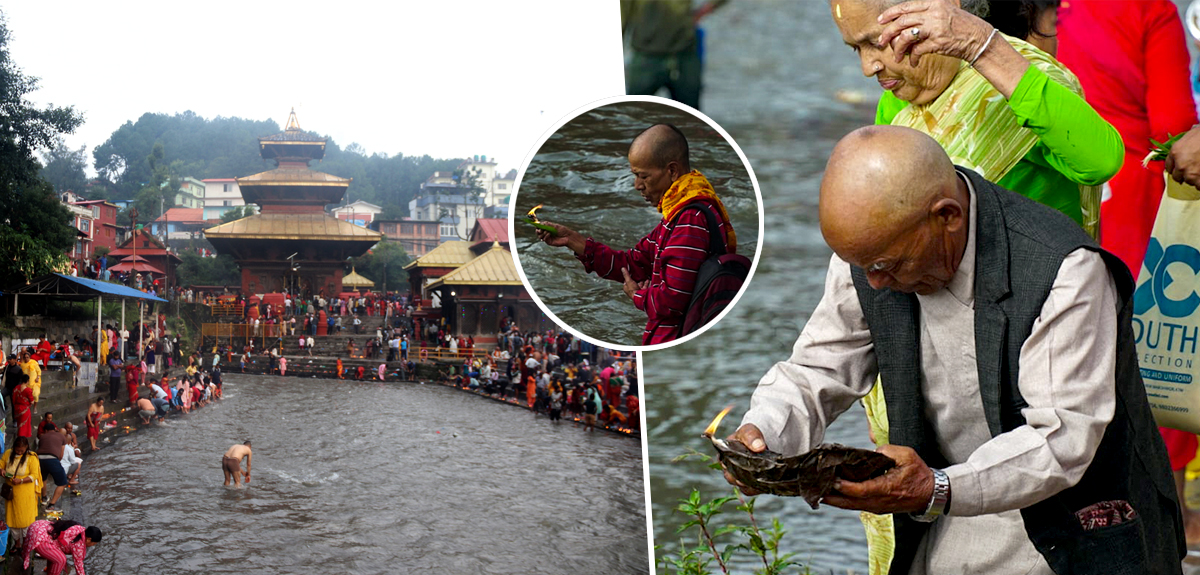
[849,169,1183,575]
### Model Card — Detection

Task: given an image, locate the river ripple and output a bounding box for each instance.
[77,374,647,575]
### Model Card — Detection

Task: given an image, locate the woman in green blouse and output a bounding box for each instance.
[835,0,1122,237]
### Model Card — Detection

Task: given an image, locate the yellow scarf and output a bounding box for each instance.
[657,170,737,252]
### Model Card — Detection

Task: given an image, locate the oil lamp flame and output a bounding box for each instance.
[527,204,543,219]
[703,406,734,438]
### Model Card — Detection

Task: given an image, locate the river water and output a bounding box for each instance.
[76,375,647,574]
[512,100,760,347]
[642,1,884,573]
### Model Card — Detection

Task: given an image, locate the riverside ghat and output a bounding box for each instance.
[0,113,645,574]
[0,288,642,575]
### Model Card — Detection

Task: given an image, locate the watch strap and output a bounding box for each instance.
[910,468,950,523]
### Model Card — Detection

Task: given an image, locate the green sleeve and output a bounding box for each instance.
[874,90,908,126]
[1006,65,1124,186]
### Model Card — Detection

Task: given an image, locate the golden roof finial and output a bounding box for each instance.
[285,108,301,131]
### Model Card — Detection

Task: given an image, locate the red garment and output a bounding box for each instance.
[125,365,142,404]
[12,385,33,438]
[86,411,101,441]
[1161,427,1197,471]
[606,377,622,407]
[626,395,640,427]
[1058,0,1198,274]
[577,198,732,345]
[34,341,53,366]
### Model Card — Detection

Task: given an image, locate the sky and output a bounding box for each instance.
[5,1,626,177]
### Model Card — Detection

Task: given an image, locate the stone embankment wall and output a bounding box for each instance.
[6,317,100,350]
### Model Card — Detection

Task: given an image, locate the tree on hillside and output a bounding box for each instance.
[116,142,181,226]
[39,141,89,194]
[176,251,240,287]
[90,109,463,214]
[450,164,487,240]
[0,11,84,287]
[349,240,409,292]
[378,204,406,220]
[93,112,276,198]
[219,205,255,223]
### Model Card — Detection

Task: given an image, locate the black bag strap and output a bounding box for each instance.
[664,201,728,257]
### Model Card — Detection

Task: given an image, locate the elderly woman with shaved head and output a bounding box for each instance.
[724,126,1183,574]
[833,0,1121,238]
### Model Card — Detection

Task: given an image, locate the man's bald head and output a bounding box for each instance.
[630,124,690,172]
[628,124,691,208]
[819,125,969,294]
[820,126,957,252]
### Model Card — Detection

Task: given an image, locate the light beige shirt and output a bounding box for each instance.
[743,174,1118,574]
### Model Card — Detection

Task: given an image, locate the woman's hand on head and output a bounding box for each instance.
[877,0,993,67]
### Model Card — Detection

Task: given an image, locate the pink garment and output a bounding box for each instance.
[279,357,287,376]
[377,364,386,380]
[23,520,87,575]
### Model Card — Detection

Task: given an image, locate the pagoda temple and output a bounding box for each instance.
[204,111,382,297]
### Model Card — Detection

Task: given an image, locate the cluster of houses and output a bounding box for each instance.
[57,156,517,289]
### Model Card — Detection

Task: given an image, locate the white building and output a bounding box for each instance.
[456,156,517,207]
[406,157,515,243]
[408,182,486,242]
[332,200,383,227]
[201,178,246,221]
[492,169,516,208]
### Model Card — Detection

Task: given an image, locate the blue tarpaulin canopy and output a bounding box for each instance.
[5,273,166,303]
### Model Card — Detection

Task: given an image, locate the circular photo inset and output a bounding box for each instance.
[512,96,762,350]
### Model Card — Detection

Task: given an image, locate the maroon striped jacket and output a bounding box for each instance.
[577,198,733,345]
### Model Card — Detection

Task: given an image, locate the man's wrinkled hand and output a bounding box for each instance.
[820,444,934,515]
[620,267,645,301]
[720,423,767,496]
[535,221,587,255]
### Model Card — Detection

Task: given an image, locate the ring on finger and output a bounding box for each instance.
[911,28,920,38]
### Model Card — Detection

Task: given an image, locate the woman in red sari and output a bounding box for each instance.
[12,373,34,438]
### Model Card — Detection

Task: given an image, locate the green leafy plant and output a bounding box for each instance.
[1142,133,1186,167]
[656,450,809,575]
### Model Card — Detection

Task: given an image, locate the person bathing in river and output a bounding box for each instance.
[135,397,156,425]
[535,124,737,345]
[84,398,105,451]
[222,441,252,487]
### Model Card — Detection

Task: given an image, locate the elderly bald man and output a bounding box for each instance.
[727,126,1182,574]
[537,123,737,345]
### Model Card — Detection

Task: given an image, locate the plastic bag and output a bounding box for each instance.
[1135,176,1200,432]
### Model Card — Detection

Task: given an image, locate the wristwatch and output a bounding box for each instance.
[910,468,951,523]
